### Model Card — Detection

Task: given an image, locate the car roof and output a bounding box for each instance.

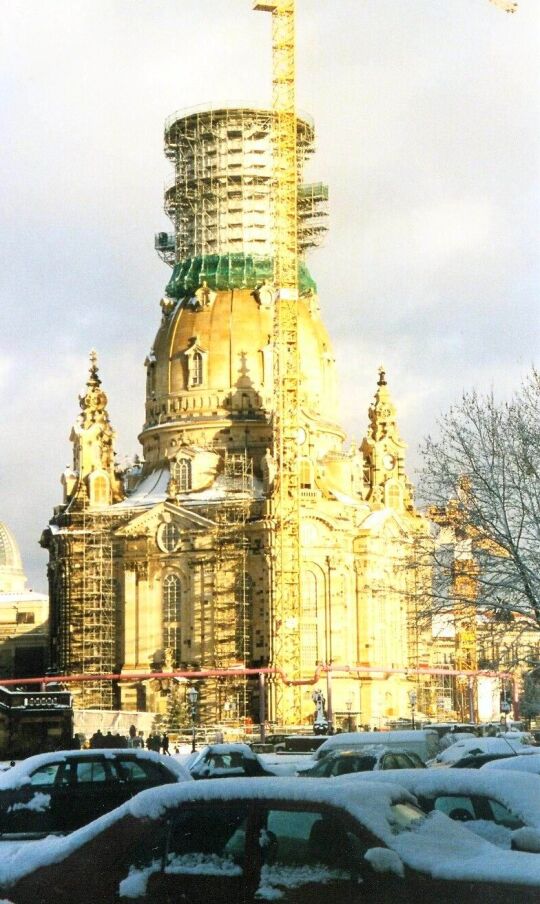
[322,747,413,759]
[482,754,540,774]
[334,767,540,828]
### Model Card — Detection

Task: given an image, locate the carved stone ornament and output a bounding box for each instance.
[124,560,149,579]
[160,296,176,317]
[255,283,275,309]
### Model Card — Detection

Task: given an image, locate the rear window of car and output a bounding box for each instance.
[114,759,169,783]
[487,799,523,829]
[433,795,475,820]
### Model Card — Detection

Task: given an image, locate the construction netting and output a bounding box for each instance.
[165,254,317,300]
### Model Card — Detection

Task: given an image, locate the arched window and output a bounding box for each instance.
[192,351,203,387]
[163,574,182,663]
[172,458,192,492]
[91,475,109,506]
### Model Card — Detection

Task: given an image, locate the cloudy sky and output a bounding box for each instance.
[1,0,538,592]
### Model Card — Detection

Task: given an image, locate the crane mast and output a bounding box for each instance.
[488,0,517,11]
[253,0,516,725]
[254,0,302,724]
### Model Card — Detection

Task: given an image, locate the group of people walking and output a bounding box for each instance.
[88,726,170,754]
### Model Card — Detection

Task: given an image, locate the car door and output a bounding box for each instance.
[145,801,253,904]
[0,760,69,836]
[111,755,177,800]
[253,803,371,904]
[64,756,120,830]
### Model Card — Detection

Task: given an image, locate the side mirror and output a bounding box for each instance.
[511,828,540,853]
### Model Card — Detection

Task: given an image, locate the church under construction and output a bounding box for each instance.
[41,100,432,727]
[40,3,437,728]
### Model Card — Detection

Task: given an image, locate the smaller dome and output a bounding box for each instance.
[0,522,27,593]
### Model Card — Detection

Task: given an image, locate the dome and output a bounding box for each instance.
[0,522,27,593]
[139,287,343,470]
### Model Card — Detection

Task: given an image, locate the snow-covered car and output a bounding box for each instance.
[0,749,192,840]
[482,754,540,776]
[312,729,440,763]
[430,735,538,767]
[186,743,278,779]
[0,777,539,903]
[297,746,426,777]
[335,767,540,851]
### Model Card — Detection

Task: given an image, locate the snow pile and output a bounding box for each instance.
[7,793,50,813]
[256,863,350,899]
[119,860,160,898]
[165,852,242,876]
[464,820,513,848]
[512,828,540,853]
[364,847,405,876]
[482,754,540,775]
[393,811,540,885]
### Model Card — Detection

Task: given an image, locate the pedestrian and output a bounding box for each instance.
[161,733,170,755]
[91,729,104,749]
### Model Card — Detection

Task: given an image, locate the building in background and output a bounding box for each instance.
[0,522,48,680]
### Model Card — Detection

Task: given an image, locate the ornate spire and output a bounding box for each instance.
[63,352,123,508]
[367,364,399,443]
[361,368,413,511]
[79,350,109,431]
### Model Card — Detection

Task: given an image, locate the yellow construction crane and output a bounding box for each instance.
[489,0,517,11]
[254,0,302,724]
[253,0,516,725]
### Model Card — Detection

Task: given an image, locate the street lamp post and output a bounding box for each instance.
[408,690,417,730]
[187,686,198,752]
[345,697,353,733]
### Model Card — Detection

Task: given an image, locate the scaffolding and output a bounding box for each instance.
[212,452,253,721]
[188,451,254,724]
[48,503,119,710]
[161,105,326,269]
[66,508,116,709]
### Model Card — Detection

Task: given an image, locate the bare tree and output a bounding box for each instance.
[417,369,540,631]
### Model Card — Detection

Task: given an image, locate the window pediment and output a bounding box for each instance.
[184,337,208,388]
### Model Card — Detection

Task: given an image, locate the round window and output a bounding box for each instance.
[157,521,181,553]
